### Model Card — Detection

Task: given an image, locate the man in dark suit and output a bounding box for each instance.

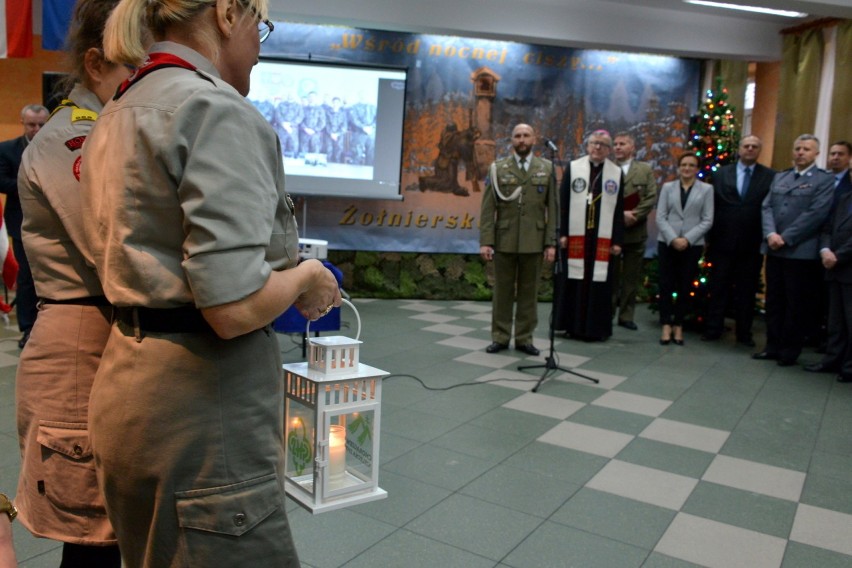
[754,134,835,366]
[703,135,775,346]
[610,132,657,331]
[804,140,851,364]
[0,104,48,348]
[480,123,557,355]
[804,189,852,382]
[827,141,851,202]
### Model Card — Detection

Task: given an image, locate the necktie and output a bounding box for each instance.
[794,172,801,180]
[519,157,526,171]
[741,167,752,197]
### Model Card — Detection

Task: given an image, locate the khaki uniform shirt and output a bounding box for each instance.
[480,154,557,254]
[19,85,104,299]
[81,42,298,308]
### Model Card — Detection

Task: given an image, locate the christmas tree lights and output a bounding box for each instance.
[687,77,740,183]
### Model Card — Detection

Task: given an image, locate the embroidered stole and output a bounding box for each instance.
[567,158,620,281]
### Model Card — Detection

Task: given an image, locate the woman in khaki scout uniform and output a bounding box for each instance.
[79,1,341,567]
[16,1,140,565]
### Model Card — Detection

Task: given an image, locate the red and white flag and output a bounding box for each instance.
[0,198,17,314]
[0,0,33,58]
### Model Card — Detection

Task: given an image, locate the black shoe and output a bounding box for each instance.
[18,330,30,349]
[837,374,852,383]
[659,338,671,345]
[515,343,540,356]
[777,359,797,367]
[737,338,756,347]
[618,321,638,331]
[752,351,779,361]
[486,342,508,354]
[701,334,721,342]
[673,339,684,346]
[804,362,838,373]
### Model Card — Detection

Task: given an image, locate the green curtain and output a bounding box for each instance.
[773,28,823,170]
[718,60,749,129]
[830,21,852,145]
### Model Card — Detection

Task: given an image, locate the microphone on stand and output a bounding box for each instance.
[543,138,559,152]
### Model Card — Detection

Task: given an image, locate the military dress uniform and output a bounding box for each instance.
[480,154,557,347]
[274,99,303,156]
[349,102,376,165]
[300,103,327,154]
[15,85,116,547]
[760,165,834,363]
[611,160,657,326]
[80,42,300,568]
[325,106,348,163]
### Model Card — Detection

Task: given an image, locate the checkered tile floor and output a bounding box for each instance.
[2,299,852,567]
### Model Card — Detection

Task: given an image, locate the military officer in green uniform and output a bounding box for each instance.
[480,123,557,355]
[610,132,657,329]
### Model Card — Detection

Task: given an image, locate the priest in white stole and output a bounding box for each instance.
[554,130,625,341]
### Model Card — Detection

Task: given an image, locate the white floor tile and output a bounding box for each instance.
[454,351,520,369]
[421,323,476,335]
[702,455,805,502]
[503,392,585,420]
[0,351,18,367]
[436,336,492,351]
[465,312,493,322]
[554,367,625,390]
[586,460,698,510]
[656,513,786,568]
[790,504,852,557]
[410,312,460,323]
[399,302,444,312]
[538,422,633,458]
[640,417,729,453]
[452,302,492,313]
[592,390,672,417]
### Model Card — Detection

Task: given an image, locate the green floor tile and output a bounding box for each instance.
[551,488,676,549]
[782,541,852,567]
[616,437,715,479]
[567,404,655,435]
[503,521,648,568]
[681,481,797,538]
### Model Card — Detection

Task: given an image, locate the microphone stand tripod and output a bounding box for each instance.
[518,140,599,391]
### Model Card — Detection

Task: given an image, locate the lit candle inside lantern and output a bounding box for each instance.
[328,425,346,488]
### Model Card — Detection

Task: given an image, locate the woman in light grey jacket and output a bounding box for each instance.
[656,152,714,345]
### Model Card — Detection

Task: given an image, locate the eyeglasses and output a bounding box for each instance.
[588,141,611,148]
[211,1,274,43]
[258,19,274,43]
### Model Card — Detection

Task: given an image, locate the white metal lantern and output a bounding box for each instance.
[282,300,388,513]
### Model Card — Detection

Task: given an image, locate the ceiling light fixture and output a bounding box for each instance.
[684,0,808,18]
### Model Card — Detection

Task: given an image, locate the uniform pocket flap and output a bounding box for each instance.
[36,421,93,460]
[175,473,281,537]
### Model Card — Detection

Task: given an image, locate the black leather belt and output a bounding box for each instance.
[115,306,211,333]
[41,296,110,306]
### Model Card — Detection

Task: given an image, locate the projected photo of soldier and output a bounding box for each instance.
[349,91,377,166]
[275,90,302,158]
[325,97,348,164]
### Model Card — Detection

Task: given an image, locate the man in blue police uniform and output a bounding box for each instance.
[754,134,834,366]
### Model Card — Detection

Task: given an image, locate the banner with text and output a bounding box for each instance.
[262,23,700,253]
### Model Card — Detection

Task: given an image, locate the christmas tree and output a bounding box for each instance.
[687,77,740,183]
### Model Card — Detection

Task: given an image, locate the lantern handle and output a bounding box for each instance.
[305,298,361,341]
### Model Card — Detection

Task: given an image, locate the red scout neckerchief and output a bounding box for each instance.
[114,52,197,100]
